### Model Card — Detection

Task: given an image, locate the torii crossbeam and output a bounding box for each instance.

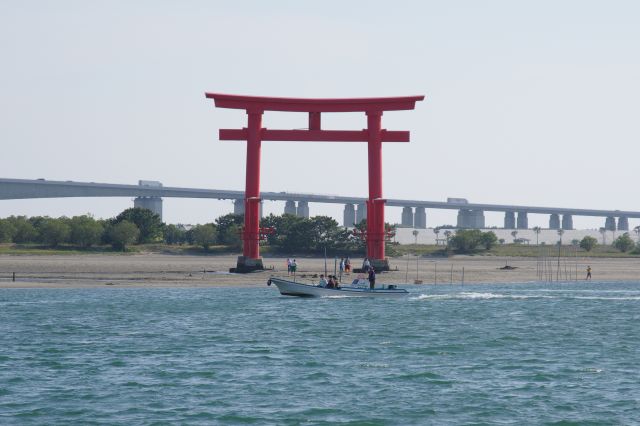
[205,93,424,272]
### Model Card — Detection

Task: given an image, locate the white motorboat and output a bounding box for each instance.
[267,276,409,298]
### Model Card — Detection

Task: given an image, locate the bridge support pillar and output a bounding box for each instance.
[618,216,629,231]
[297,201,309,218]
[504,211,515,229]
[355,203,367,225]
[284,200,297,216]
[561,214,573,230]
[401,207,414,227]
[134,197,163,220]
[549,213,560,230]
[414,207,426,229]
[516,211,528,229]
[474,210,485,228]
[457,209,484,229]
[605,216,616,231]
[343,204,356,227]
[457,209,470,228]
[233,199,244,216]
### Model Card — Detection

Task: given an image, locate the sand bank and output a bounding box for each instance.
[0,253,639,289]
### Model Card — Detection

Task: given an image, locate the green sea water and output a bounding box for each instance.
[1,282,639,424]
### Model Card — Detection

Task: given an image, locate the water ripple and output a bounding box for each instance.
[1,282,639,424]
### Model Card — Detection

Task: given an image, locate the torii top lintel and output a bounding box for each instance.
[205,93,425,142]
[205,93,425,113]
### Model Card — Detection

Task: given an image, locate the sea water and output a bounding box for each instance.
[1,282,639,424]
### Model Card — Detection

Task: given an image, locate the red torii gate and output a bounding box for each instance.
[205,93,424,272]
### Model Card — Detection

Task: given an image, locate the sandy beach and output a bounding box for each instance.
[1,253,639,289]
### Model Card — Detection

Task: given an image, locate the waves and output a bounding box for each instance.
[411,289,640,301]
[1,282,640,424]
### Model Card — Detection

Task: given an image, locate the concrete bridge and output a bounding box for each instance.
[1,178,638,231]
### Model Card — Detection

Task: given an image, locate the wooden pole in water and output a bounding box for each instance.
[461,267,465,286]
[434,262,437,285]
[450,264,453,284]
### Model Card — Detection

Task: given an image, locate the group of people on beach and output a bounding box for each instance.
[339,257,352,274]
[286,258,297,275]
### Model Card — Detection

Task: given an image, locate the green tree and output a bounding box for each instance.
[224,224,244,250]
[113,208,164,244]
[351,218,396,255]
[260,214,360,254]
[164,224,187,245]
[449,230,497,253]
[0,219,16,243]
[579,236,597,252]
[39,219,71,247]
[480,231,498,249]
[613,233,634,252]
[7,216,38,243]
[107,220,140,251]
[216,214,244,246]
[280,216,315,253]
[191,224,218,250]
[68,215,104,247]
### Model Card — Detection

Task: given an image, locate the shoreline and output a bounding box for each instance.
[1,253,639,289]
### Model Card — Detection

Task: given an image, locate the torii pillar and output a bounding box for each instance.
[205,93,424,273]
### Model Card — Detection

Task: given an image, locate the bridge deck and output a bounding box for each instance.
[0,178,638,218]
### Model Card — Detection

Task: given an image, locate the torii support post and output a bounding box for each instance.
[205,93,424,273]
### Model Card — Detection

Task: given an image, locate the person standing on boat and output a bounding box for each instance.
[368,267,376,290]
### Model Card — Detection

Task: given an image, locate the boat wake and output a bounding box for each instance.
[410,292,640,301]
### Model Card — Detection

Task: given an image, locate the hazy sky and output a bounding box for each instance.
[1,1,639,229]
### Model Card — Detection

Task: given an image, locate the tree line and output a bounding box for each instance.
[0,208,165,251]
[4,208,635,255]
[0,209,389,255]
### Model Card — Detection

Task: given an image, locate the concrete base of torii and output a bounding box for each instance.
[230,256,265,273]
[371,258,391,272]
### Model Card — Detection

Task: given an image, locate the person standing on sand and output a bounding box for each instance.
[287,258,292,275]
[363,258,371,273]
[345,257,351,273]
[339,258,345,275]
[586,265,592,280]
[291,259,297,275]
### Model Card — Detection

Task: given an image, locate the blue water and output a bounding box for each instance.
[1,282,639,425]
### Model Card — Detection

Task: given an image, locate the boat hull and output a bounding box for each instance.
[268,277,409,298]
